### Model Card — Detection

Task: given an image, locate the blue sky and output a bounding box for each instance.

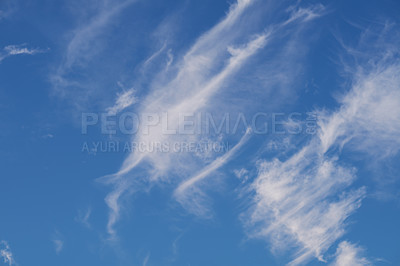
[1,0,400,265]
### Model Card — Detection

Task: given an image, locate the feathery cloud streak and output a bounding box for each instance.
[174,128,252,216]
[101,1,328,239]
[101,0,265,238]
[0,0,16,21]
[0,241,15,266]
[75,207,92,228]
[51,0,135,100]
[331,241,371,266]
[106,88,137,115]
[245,26,400,265]
[0,44,46,63]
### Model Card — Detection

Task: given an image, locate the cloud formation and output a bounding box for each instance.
[0,241,15,266]
[50,0,136,108]
[106,88,137,115]
[53,239,63,255]
[100,0,328,239]
[0,44,46,63]
[63,0,135,69]
[331,241,371,266]
[101,0,267,238]
[174,128,252,216]
[244,25,400,265]
[75,207,92,228]
[0,0,16,21]
[52,231,64,255]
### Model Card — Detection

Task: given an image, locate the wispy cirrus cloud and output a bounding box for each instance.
[174,128,252,216]
[283,3,326,26]
[0,240,15,266]
[53,239,63,255]
[63,0,135,69]
[142,252,150,266]
[106,88,137,115]
[52,231,64,255]
[0,44,47,63]
[327,23,400,160]
[0,0,17,21]
[244,24,400,265]
[246,145,366,265]
[101,0,267,239]
[331,241,371,266]
[75,207,92,229]
[100,0,327,240]
[51,0,136,107]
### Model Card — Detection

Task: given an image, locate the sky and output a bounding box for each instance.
[1,0,400,265]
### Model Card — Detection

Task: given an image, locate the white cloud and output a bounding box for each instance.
[42,133,54,139]
[331,241,371,266]
[244,25,400,265]
[0,241,15,266]
[53,239,64,255]
[174,128,252,216]
[246,142,366,265]
[106,88,137,115]
[143,42,167,68]
[63,0,135,69]
[51,0,136,104]
[100,1,327,238]
[52,231,64,254]
[317,62,400,158]
[142,252,150,266]
[100,0,270,238]
[0,44,47,63]
[4,45,40,55]
[0,0,17,21]
[75,207,92,228]
[284,4,326,26]
[234,168,249,183]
